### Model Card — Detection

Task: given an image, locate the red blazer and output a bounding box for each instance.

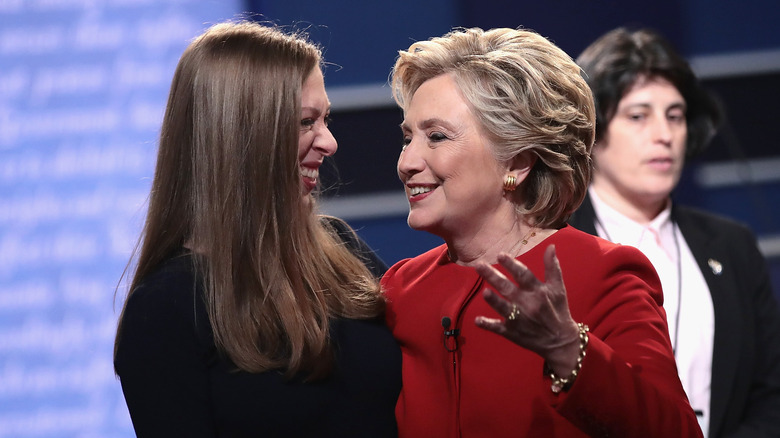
[383,225,702,437]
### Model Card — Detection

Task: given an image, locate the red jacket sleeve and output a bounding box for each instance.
[550,239,703,437]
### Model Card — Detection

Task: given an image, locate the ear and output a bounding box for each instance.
[506,151,537,185]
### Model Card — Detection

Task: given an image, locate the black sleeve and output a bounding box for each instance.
[114,264,218,438]
[320,215,389,278]
[726,227,780,438]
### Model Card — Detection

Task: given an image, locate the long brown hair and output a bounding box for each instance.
[115,21,384,379]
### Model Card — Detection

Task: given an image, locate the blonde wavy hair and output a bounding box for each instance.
[392,27,595,228]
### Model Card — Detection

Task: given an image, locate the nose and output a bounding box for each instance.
[653,117,674,146]
[397,138,424,180]
[313,125,338,156]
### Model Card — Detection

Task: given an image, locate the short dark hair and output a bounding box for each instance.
[576,27,721,158]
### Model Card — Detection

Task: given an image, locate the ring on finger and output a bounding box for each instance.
[507,304,520,321]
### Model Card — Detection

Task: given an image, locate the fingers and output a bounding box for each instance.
[474,262,515,297]
[474,315,508,336]
[496,253,540,290]
[475,244,560,319]
[492,246,562,291]
[481,288,515,319]
[543,245,564,290]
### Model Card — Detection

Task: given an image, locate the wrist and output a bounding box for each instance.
[543,323,589,394]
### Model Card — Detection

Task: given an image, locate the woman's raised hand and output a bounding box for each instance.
[474,245,581,375]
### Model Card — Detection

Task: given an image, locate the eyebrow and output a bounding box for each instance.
[302,104,332,114]
[400,117,454,131]
[621,101,687,112]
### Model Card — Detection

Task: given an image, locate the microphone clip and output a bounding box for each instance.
[441,316,460,352]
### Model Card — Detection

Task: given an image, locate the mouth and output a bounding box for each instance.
[301,166,319,191]
[407,184,436,202]
[409,186,433,195]
[646,157,674,171]
[301,166,319,179]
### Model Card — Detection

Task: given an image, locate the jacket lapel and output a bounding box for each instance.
[571,197,738,437]
[568,194,599,235]
[672,205,740,438]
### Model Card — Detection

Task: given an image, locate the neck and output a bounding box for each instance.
[591,182,669,225]
[446,220,545,267]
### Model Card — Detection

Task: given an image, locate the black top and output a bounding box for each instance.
[115,217,401,437]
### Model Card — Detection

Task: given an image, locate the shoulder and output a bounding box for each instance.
[118,252,208,344]
[320,214,353,237]
[554,225,649,261]
[127,253,200,308]
[381,244,448,292]
[383,244,447,277]
[567,196,597,234]
[675,205,756,237]
[115,253,212,375]
[552,226,663,303]
[319,214,389,277]
[674,205,762,257]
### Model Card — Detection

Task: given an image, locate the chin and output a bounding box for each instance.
[406,215,441,236]
[406,217,422,231]
[406,214,428,232]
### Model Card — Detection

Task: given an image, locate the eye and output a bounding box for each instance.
[301,118,316,129]
[324,115,333,126]
[429,132,447,142]
[667,111,685,123]
[401,136,411,151]
[627,112,646,122]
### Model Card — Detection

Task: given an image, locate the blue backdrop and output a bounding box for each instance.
[1,0,778,436]
[0,1,241,436]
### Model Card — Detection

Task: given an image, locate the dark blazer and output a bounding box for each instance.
[569,193,780,438]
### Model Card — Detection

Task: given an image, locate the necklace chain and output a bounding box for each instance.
[521,228,536,246]
[446,226,538,263]
[502,226,538,259]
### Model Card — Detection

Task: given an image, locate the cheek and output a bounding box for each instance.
[594,146,626,173]
[297,133,312,160]
[675,128,688,152]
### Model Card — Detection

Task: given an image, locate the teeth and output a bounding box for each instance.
[301,167,318,179]
[409,186,433,196]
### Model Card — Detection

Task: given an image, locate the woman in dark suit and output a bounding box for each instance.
[570,27,780,438]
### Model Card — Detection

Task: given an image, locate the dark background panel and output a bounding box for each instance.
[321,71,780,199]
[695,73,780,162]
[246,0,459,86]
[320,106,405,196]
[456,0,686,59]
[247,0,780,299]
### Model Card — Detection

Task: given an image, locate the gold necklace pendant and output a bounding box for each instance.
[520,228,537,246]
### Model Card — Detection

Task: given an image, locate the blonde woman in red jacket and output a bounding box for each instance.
[382,27,702,437]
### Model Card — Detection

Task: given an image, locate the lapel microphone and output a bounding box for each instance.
[442,317,460,352]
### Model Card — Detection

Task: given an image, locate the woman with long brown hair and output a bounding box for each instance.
[113,21,400,437]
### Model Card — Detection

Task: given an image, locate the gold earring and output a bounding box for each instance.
[503,175,517,192]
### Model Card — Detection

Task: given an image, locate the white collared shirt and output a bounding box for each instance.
[589,187,714,436]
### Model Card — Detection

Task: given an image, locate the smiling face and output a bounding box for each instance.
[591,76,687,220]
[397,73,510,240]
[298,66,336,198]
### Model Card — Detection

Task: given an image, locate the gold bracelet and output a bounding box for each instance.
[544,323,589,394]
